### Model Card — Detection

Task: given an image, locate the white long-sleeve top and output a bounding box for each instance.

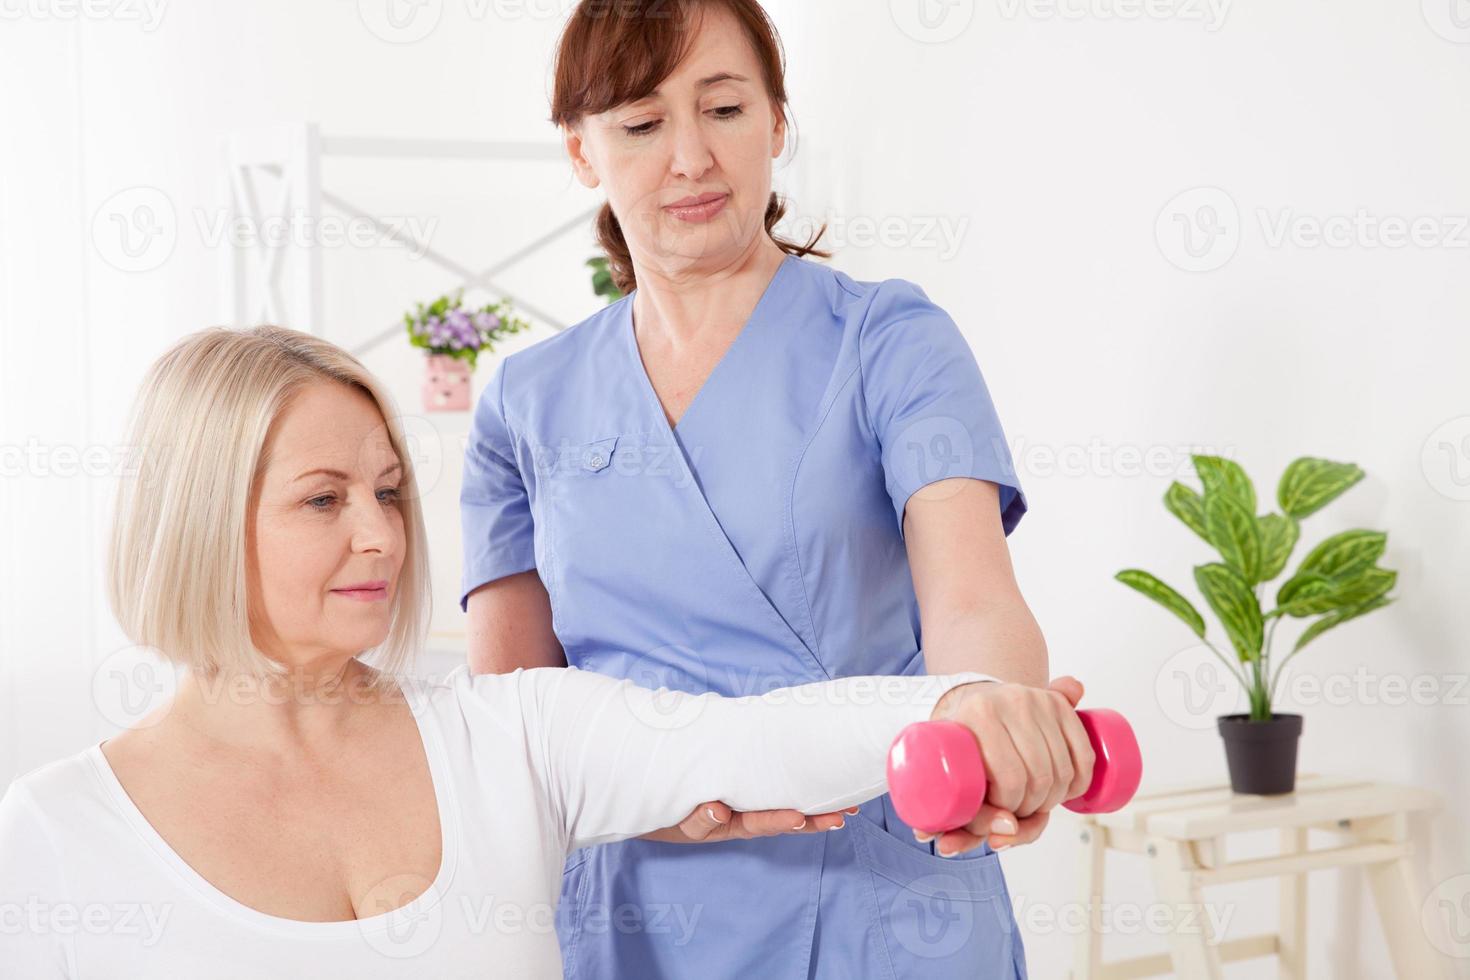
[0,664,995,979]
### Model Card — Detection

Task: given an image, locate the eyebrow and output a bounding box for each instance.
[292,461,403,484]
[644,72,749,99]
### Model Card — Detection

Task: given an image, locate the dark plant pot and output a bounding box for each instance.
[1217,713,1303,795]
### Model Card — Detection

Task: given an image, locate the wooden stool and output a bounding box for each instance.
[1070,774,1443,979]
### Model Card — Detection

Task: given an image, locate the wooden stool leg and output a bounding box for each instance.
[1072,820,1105,980]
[1148,838,1224,980]
[1279,827,1308,979]
[1359,815,1444,979]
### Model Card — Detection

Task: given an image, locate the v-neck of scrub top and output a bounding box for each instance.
[622,252,796,448]
[618,252,823,659]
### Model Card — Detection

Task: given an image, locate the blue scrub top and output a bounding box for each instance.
[460,253,1030,979]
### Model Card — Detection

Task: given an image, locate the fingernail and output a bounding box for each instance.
[846,807,860,815]
[914,831,935,843]
[827,820,845,831]
[937,846,956,858]
[994,816,1018,835]
[706,808,725,825]
[792,818,807,830]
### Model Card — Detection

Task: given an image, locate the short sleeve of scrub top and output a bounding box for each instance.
[859,278,1027,538]
[459,358,536,611]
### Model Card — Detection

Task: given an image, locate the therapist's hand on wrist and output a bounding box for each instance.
[920,675,1095,857]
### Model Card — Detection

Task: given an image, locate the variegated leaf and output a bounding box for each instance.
[1194,562,1264,662]
[1277,457,1364,519]
[1116,569,1207,638]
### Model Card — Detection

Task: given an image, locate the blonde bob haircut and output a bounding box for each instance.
[106,325,430,686]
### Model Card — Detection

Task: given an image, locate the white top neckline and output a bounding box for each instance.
[81,676,462,939]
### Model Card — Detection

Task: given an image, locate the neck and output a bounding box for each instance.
[167,655,391,757]
[630,239,788,350]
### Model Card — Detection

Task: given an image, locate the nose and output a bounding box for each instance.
[349,487,397,555]
[667,111,714,182]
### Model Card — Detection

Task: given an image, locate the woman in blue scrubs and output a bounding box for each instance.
[460,2,1067,976]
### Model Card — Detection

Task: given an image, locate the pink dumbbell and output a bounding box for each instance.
[887,708,1143,834]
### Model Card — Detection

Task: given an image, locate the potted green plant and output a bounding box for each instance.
[1116,455,1396,794]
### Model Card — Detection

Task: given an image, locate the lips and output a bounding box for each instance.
[334,580,388,592]
[332,579,389,602]
[667,192,726,209]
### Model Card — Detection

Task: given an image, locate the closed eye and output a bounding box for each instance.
[623,104,744,137]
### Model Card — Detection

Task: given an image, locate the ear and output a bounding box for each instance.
[563,124,601,190]
[771,109,786,160]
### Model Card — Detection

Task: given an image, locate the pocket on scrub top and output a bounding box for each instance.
[850,813,1018,979]
[530,435,621,603]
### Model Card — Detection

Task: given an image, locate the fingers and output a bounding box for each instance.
[988,808,1050,849]
[955,677,1096,818]
[729,806,860,838]
[1034,691,1078,814]
[1055,692,1097,804]
[916,806,1024,858]
[676,801,733,842]
[989,686,1053,817]
[1047,675,1085,708]
[932,827,985,857]
[932,810,1052,855]
[969,699,1029,815]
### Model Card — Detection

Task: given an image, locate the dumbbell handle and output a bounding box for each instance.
[886,708,1143,835]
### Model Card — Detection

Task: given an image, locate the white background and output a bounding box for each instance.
[2,1,1468,976]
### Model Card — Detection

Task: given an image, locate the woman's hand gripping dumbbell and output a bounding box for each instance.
[888,677,1143,854]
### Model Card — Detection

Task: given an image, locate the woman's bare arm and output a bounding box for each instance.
[465,570,567,674]
[903,477,1059,852]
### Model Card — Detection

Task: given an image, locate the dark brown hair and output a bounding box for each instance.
[550,0,831,295]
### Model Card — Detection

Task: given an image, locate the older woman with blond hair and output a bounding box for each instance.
[0,325,1093,977]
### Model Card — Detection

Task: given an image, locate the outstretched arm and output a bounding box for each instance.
[513,666,999,852]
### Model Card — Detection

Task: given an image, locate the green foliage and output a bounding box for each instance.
[1114,454,1395,721]
[587,256,624,304]
[403,290,530,371]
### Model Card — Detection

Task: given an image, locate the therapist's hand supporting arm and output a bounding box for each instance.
[903,477,1064,852]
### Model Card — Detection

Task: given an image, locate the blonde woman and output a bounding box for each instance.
[0,326,1094,978]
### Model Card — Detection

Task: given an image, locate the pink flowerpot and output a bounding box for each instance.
[423,354,472,412]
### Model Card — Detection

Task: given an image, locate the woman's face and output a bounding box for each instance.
[566,4,786,274]
[247,382,406,673]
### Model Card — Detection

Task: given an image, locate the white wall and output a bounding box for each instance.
[3,2,1468,977]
